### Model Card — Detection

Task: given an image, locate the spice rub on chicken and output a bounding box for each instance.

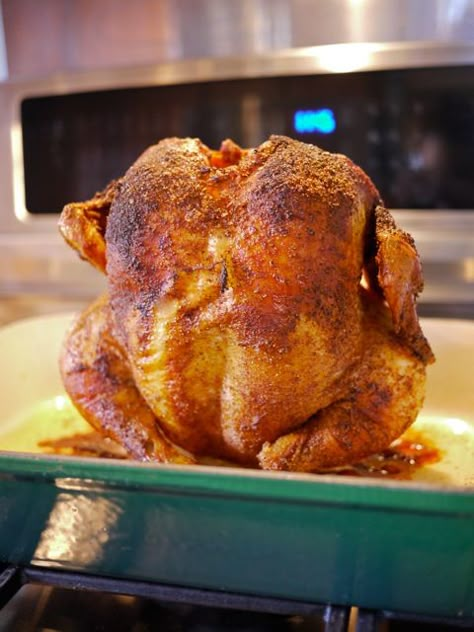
[59,135,434,471]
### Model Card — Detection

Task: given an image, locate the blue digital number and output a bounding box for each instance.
[294,109,336,134]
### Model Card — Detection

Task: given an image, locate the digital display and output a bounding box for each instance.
[293,109,336,134]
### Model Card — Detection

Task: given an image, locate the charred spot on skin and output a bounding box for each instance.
[219,262,229,293]
[144,439,155,457]
[181,308,200,330]
[134,288,160,320]
[93,351,112,380]
[71,362,89,374]
[127,254,146,274]
[366,381,392,408]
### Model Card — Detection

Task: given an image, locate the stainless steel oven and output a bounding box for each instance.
[0,3,474,629]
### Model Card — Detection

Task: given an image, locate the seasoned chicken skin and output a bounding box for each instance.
[59,135,434,471]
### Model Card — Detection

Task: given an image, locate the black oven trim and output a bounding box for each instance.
[1,564,473,631]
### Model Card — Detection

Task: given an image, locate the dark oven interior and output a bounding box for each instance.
[21,66,474,215]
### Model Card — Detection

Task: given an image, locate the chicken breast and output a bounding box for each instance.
[59,135,434,471]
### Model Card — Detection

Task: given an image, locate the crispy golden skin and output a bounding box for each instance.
[60,294,195,464]
[59,135,434,471]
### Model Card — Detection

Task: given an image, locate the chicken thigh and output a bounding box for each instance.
[59,135,434,471]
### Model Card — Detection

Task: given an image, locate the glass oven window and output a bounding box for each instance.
[21,66,474,213]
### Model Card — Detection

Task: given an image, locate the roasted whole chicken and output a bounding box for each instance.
[59,135,434,471]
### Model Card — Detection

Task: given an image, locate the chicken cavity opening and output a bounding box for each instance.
[209,139,247,168]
